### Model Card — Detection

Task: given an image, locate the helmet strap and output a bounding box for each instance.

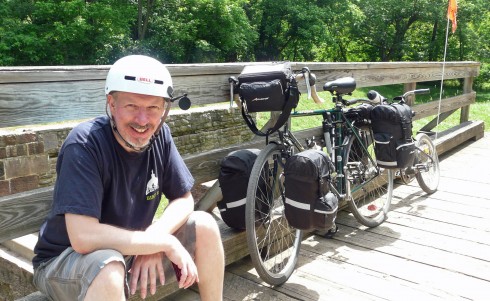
[161,100,172,124]
[146,100,172,147]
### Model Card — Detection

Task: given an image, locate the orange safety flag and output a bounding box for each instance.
[447,0,458,33]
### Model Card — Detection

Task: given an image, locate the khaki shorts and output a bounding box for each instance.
[33,214,197,301]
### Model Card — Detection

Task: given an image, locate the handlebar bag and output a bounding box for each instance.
[239,79,285,112]
[218,149,265,229]
[284,149,338,232]
[236,62,300,137]
[237,62,294,113]
[371,102,415,169]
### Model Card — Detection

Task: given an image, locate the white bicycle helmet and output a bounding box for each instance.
[105,55,173,99]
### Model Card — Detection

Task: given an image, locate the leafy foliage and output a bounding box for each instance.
[0,0,489,90]
[142,0,257,63]
[0,0,134,65]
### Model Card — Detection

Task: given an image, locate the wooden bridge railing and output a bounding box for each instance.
[0,61,481,126]
[0,61,484,300]
[0,60,484,235]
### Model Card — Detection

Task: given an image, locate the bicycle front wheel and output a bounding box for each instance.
[414,133,440,194]
[344,129,394,227]
[245,143,302,286]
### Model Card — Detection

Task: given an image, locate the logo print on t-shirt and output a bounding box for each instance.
[146,170,159,200]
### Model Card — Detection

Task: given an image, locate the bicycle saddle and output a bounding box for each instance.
[323,77,356,95]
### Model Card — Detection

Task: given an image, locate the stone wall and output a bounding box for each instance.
[0,106,253,197]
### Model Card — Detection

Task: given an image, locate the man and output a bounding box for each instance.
[32,55,225,301]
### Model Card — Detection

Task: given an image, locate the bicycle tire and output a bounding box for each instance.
[414,133,440,194]
[245,143,302,286]
[344,128,394,227]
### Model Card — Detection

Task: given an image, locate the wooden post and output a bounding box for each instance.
[460,77,473,124]
[404,82,417,106]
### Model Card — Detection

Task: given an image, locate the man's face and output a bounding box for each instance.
[107,91,166,152]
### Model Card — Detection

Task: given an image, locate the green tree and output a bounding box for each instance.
[350,0,444,62]
[314,1,366,62]
[461,0,490,88]
[245,0,332,61]
[1,0,490,78]
[134,0,256,63]
[0,0,134,65]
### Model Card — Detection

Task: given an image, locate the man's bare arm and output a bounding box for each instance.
[147,191,194,235]
[65,191,194,256]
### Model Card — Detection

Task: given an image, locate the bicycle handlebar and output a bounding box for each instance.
[344,98,362,106]
[401,88,430,98]
[366,88,430,105]
[295,68,325,104]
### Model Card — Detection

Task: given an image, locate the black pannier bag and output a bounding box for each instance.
[284,149,338,231]
[371,102,415,169]
[235,62,300,136]
[218,149,261,229]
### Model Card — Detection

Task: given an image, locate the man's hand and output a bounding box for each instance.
[164,239,199,290]
[129,253,165,299]
[129,238,199,299]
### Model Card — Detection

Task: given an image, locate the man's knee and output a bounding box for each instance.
[193,211,220,236]
[97,261,125,286]
[86,261,126,299]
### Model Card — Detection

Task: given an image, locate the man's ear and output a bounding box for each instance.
[106,94,114,107]
[107,93,119,112]
[106,94,117,119]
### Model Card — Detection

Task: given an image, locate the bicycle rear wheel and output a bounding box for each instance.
[414,133,440,194]
[344,128,394,227]
[245,143,302,285]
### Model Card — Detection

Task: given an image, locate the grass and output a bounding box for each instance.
[154,195,169,220]
[256,82,490,133]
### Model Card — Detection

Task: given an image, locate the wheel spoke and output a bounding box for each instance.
[415,133,440,194]
[246,144,302,285]
[345,128,393,227]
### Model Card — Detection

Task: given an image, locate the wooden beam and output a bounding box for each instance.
[460,77,474,123]
[433,120,485,155]
[0,186,53,244]
[1,61,480,84]
[412,92,476,120]
[418,109,458,133]
[404,82,417,106]
[0,81,106,127]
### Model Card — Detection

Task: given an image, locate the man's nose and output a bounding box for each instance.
[134,108,150,125]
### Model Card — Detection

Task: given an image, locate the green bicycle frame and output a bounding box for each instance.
[290,104,377,198]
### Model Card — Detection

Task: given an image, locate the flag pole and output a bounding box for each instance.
[436,0,457,140]
[436,17,452,140]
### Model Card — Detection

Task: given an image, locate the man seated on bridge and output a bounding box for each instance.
[31,55,225,301]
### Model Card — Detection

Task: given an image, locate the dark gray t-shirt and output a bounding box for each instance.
[33,116,194,268]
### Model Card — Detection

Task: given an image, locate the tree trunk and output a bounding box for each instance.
[137,0,155,41]
[428,19,439,61]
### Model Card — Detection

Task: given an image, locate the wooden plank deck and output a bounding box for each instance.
[169,133,490,300]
